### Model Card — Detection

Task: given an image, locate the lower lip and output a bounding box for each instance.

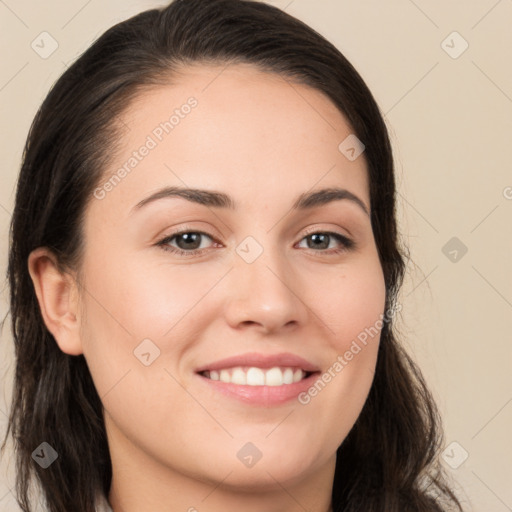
[197,372,320,406]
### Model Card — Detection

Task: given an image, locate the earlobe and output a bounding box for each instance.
[27,248,84,356]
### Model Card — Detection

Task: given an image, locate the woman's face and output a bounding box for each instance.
[77,63,386,494]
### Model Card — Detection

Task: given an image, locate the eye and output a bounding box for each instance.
[157,230,217,256]
[296,231,355,254]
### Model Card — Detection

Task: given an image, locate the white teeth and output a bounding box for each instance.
[283,368,294,384]
[246,367,265,386]
[204,366,307,386]
[265,367,283,386]
[231,368,247,385]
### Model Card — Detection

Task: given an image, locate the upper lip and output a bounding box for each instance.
[195,352,321,373]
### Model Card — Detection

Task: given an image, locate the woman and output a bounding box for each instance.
[2,0,463,510]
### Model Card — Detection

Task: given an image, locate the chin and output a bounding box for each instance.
[210,446,326,492]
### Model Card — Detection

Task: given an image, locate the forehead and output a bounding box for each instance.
[90,62,369,219]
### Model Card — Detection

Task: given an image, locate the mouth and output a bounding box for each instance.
[195,352,321,406]
[199,366,314,386]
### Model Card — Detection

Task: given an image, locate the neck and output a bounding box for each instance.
[109,478,334,512]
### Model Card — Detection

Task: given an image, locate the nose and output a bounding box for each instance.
[222,244,309,335]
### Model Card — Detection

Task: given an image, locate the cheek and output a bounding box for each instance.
[299,257,386,434]
[82,252,223,339]
[78,252,227,397]
[308,256,387,345]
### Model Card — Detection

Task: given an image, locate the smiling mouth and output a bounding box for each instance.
[199,366,314,386]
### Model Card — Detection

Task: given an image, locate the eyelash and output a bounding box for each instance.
[156,227,355,257]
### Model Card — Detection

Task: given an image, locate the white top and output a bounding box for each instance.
[95,491,113,512]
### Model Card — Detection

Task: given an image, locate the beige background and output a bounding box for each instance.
[0,0,511,510]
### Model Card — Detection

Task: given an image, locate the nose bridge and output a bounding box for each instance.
[223,233,308,332]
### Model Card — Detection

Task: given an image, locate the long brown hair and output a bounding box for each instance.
[2,0,463,510]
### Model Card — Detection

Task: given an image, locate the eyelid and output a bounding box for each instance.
[300,224,351,240]
[156,223,222,242]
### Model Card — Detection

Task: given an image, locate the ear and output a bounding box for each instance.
[27,247,83,355]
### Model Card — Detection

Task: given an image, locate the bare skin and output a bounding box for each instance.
[29,63,386,512]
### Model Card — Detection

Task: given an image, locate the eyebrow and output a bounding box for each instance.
[130,186,370,217]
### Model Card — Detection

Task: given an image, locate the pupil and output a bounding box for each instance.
[179,233,200,249]
[310,234,328,249]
